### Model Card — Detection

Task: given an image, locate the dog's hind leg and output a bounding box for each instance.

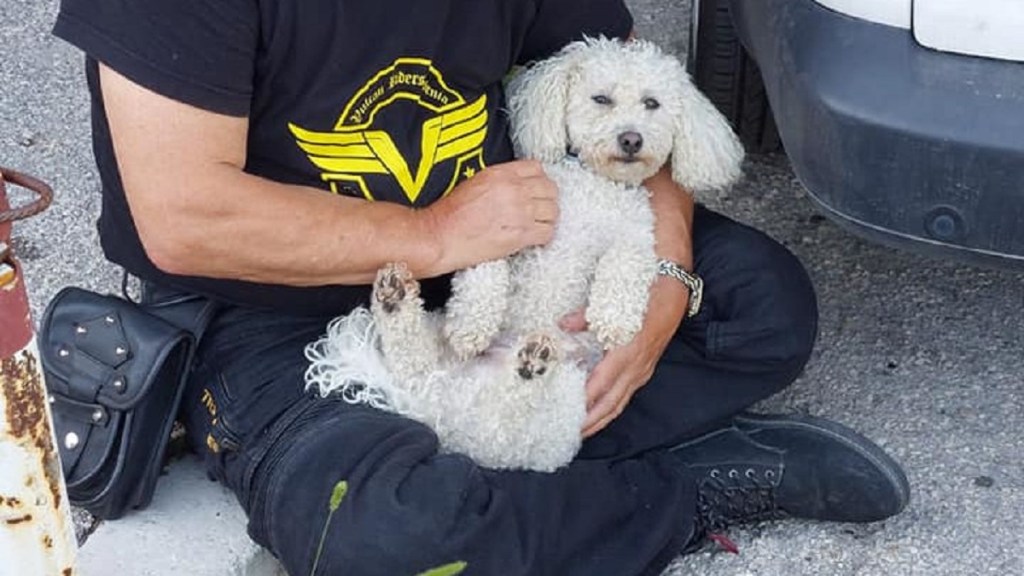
[371,262,442,380]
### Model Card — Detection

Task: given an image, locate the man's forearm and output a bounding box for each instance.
[647,165,695,270]
[138,166,444,286]
[644,165,695,326]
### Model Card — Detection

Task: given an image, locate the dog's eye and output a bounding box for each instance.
[643,97,661,110]
[591,94,613,106]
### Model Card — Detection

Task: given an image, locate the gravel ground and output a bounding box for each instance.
[3,1,1022,574]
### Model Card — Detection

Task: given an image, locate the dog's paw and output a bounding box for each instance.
[586,306,640,350]
[447,327,492,360]
[515,333,558,381]
[594,327,636,350]
[373,262,419,314]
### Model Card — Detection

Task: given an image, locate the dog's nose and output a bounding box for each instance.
[617,131,643,155]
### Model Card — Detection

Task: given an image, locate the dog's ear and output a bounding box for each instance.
[670,78,745,191]
[506,44,583,162]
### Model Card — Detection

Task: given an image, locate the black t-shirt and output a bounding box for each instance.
[53,0,632,316]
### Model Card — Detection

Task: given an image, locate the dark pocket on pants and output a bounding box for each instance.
[181,360,245,487]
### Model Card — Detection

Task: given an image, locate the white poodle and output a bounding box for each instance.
[305,37,743,471]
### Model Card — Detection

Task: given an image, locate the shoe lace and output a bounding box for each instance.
[688,467,786,554]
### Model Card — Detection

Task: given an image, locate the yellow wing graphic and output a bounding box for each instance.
[289,95,488,202]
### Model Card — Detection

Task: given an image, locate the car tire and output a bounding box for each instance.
[688,0,783,153]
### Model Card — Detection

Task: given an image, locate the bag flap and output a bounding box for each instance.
[39,287,194,411]
[50,393,121,483]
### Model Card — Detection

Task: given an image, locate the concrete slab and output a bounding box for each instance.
[75,459,284,576]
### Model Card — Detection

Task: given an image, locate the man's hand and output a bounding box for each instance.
[423,160,559,274]
[562,274,689,437]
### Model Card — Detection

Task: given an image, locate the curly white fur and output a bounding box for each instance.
[305,37,743,472]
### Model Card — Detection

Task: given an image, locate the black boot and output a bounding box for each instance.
[672,412,910,551]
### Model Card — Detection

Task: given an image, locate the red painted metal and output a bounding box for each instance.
[0,172,36,357]
[0,264,32,358]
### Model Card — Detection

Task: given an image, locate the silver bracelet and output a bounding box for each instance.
[656,258,704,318]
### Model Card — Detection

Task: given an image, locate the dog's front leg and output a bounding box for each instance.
[371,263,442,380]
[444,259,511,359]
[586,239,657,350]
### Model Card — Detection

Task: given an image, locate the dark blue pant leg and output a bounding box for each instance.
[580,205,819,460]
[181,306,695,576]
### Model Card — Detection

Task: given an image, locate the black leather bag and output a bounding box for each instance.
[38,285,216,519]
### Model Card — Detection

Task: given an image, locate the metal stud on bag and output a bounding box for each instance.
[64,432,79,450]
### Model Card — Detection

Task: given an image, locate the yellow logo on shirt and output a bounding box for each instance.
[289,58,487,203]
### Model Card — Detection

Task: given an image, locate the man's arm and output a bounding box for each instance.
[99,64,558,286]
[580,164,693,436]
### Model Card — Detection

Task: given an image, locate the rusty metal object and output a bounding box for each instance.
[2,167,53,292]
[1,169,77,575]
[0,167,54,227]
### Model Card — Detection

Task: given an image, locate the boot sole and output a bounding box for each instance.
[734,412,912,514]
